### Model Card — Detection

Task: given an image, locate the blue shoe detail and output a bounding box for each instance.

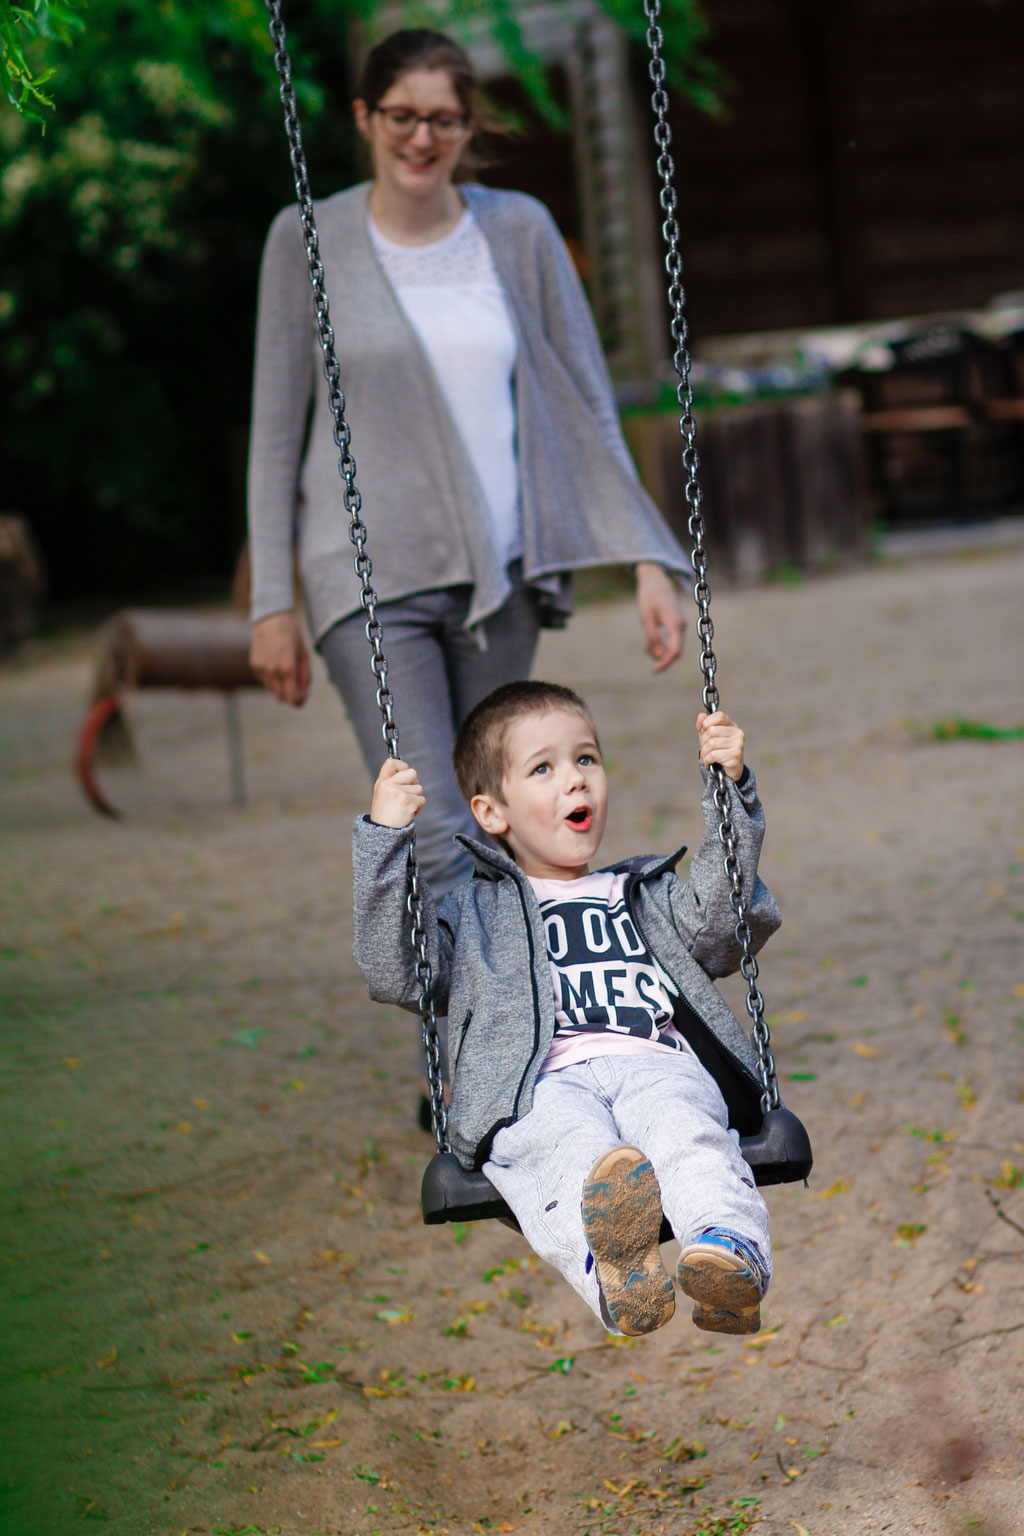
[676,1227,768,1336]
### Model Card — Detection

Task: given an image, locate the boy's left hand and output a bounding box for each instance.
[697,710,745,781]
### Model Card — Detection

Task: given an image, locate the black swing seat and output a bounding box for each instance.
[421,1104,813,1233]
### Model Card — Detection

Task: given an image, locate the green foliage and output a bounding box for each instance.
[932,716,1024,742]
[5,1,717,132]
[1,0,82,125]
[1,1,354,597]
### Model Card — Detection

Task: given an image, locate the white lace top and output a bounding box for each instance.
[369,208,521,567]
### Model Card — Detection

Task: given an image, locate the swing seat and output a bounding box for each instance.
[421,1104,813,1230]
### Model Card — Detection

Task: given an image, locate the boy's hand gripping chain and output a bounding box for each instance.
[644,0,779,1116]
[266,1,449,1149]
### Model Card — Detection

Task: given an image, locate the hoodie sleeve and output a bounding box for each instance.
[667,766,781,978]
[351,817,453,1015]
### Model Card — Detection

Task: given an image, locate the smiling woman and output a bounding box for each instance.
[247,27,692,897]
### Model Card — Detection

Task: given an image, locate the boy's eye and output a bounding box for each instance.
[578,753,596,766]
[531,762,550,775]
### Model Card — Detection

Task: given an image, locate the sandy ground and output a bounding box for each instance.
[2,543,1023,1536]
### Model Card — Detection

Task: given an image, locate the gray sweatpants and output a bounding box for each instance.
[319,570,541,899]
[484,1052,772,1329]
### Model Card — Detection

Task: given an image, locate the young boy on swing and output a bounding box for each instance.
[352,681,779,1337]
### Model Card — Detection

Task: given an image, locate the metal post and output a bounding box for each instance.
[224,691,246,809]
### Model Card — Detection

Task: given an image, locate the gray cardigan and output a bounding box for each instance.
[247,182,690,642]
[352,767,781,1170]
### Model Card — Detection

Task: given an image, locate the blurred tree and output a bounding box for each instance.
[1,0,715,604]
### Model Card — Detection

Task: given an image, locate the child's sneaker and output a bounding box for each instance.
[581,1145,675,1336]
[675,1228,768,1335]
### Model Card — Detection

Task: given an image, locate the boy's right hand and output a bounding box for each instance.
[370,758,425,829]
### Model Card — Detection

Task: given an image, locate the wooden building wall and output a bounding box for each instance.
[665,0,1024,338]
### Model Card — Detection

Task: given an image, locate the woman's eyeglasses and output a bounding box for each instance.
[372,106,470,143]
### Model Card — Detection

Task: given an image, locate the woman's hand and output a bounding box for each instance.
[697,710,745,782]
[249,612,311,707]
[635,562,686,672]
[370,758,426,829]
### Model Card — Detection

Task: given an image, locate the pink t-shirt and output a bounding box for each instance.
[528,870,691,1075]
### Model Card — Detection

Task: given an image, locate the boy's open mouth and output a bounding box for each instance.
[566,806,592,831]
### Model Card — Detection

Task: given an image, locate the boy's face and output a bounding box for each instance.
[470,707,608,880]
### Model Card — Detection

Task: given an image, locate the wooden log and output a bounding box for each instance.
[77,608,262,819]
[701,403,792,580]
[781,389,872,568]
[95,609,259,694]
[624,393,871,580]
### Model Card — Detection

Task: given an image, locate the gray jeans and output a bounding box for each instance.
[319,570,541,897]
[484,1052,772,1329]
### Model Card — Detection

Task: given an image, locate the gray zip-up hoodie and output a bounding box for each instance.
[353,766,780,1171]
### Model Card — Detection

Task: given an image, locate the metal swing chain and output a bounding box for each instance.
[265,0,450,1149]
[643,0,779,1115]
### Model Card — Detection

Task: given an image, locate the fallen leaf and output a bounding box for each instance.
[63,1057,82,1069]
[991,1162,1024,1190]
[253,1250,271,1264]
[817,1180,851,1199]
[310,1437,345,1448]
[374,1307,411,1324]
[232,1027,265,1049]
[852,1042,878,1058]
[94,1347,117,1370]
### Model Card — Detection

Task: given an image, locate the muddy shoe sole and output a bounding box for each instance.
[581,1146,675,1336]
[675,1243,763,1335]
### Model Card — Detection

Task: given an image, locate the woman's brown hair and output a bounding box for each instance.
[356,28,504,176]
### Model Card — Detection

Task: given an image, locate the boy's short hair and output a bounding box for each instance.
[453,680,595,804]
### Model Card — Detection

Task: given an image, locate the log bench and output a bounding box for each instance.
[76,608,260,818]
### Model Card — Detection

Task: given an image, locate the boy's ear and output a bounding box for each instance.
[471,791,509,837]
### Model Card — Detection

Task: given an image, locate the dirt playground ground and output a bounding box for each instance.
[2,542,1023,1536]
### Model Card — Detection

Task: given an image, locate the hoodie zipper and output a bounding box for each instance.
[509,874,544,1121]
[624,869,761,1091]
